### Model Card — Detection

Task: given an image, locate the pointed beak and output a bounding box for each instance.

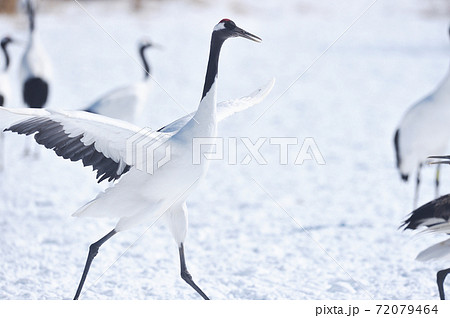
[427,155,450,165]
[150,43,163,50]
[9,36,25,45]
[234,26,262,43]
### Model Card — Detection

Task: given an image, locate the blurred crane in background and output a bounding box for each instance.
[85,40,156,125]
[0,36,15,170]
[19,0,52,155]
[393,27,450,209]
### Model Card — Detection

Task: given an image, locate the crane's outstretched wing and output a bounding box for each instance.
[0,79,274,183]
[158,78,275,133]
[0,108,155,182]
[216,78,275,121]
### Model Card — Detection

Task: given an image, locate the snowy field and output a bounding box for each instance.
[1,0,450,300]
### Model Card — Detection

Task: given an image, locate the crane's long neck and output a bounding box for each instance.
[201,34,225,99]
[191,33,225,129]
[434,64,450,100]
[26,0,35,33]
[1,42,10,72]
[140,46,150,80]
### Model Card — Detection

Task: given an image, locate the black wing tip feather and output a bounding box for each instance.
[401,200,436,231]
[401,213,420,231]
[401,194,450,230]
[6,117,131,183]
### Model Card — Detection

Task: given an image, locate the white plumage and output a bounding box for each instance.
[394,28,450,208]
[157,78,274,133]
[395,75,450,178]
[416,238,450,262]
[0,78,273,181]
[20,32,51,88]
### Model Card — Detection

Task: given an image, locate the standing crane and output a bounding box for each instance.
[0,19,270,299]
[394,27,450,208]
[19,0,52,156]
[20,0,51,110]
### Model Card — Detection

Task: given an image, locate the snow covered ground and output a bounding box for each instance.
[1,0,450,300]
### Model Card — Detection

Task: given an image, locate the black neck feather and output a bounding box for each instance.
[139,46,150,79]
[27,1,35,32]
[1,42,10,71]
[201,33,225,99]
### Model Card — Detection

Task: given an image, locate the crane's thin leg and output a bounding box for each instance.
[33,143,40,159]
[435,164,441,198]
[22,136,40,158]
[178,243,209,300]
[73,229,117,300]
[413,164,422,209]
[436,268,450,300]
[437,268,450,300]
[23,136,31,157]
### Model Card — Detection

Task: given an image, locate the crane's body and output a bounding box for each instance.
[85,81,150,124]
[74,81,219,231]
[395,73,450,178]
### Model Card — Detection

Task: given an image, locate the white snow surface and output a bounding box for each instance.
[1,0,450,300]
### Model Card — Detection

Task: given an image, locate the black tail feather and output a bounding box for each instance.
[23,77,49,108]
